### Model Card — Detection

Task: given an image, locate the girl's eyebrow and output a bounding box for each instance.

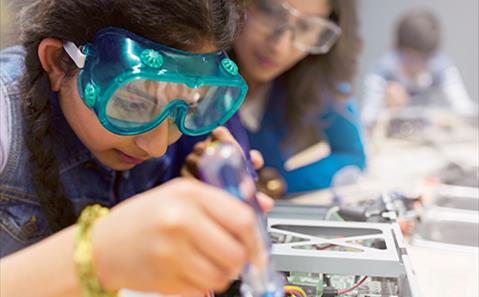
[126,84,158,103]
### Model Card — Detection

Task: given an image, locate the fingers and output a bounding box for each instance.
[171,277,206,297]
[185,212,246,280]
[193,127,237,149]
[249,150,264,170]
[193,141,207,155]
[184,153,201,178]
[210,127,244,154]
[194,183,267,266]
[256,192,274,213]
[385,82,409,108]
[180,166,196,179]
[210,127,237,144]
[184,128,248,179]
[180,246,233,293]
[180,142,209,178]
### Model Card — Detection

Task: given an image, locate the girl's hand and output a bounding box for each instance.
[91,178,267,296]
[249,149,264,170]
[384,82,409,108]
[181,127,273,212]
[182,127,240,178]
[182,127,263,178]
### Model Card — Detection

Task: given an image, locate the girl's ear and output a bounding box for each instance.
[38,38,68,91]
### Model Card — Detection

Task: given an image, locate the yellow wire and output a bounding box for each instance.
[284,285,307,297]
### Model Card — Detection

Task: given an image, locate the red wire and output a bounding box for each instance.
[337,276,368,295]
[318,244,335,250]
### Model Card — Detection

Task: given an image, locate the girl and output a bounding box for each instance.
[0,0,270,296]
[234,0,366,195]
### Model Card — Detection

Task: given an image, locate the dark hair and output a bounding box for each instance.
[19,0,248,232]
[279,0,360,150]
[396,9,441,54]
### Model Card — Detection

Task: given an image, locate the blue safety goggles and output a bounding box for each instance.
[63,27,248,136]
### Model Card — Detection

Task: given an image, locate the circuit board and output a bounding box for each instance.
[285,271,400,297]
[268,214,420,297]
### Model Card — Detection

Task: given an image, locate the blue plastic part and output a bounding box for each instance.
[221,58,239,76]
[83,83,98,108]
[80,44,91,55]
[140,49,164,69]
[76,27,248,136]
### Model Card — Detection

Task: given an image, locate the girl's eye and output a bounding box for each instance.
[297,20,313,32]
[114,97,150,112]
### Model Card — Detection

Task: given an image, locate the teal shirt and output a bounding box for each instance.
[246,82,366,194]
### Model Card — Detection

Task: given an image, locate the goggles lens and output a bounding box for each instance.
[105,79,242,133]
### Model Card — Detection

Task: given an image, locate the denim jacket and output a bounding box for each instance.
[0,46,251,257]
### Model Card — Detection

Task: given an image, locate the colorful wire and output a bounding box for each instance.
[284,285,307,297]
[284,289,303,297]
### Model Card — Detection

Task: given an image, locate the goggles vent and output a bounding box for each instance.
[140,49,164,69]
[84,83,99,108]
[221,58,239,76]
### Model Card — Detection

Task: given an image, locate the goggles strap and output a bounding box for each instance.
[63,41,86,69]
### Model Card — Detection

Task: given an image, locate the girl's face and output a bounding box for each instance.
[234,0,331,84]
[59,76,182,171]
[59,44,216,171]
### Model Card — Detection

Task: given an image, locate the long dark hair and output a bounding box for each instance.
[279,0,360,150]
[19,0,248,232]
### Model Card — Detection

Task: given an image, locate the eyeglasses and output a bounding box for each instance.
[248,0,341,54]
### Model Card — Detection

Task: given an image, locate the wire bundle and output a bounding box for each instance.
[284,285,307,297]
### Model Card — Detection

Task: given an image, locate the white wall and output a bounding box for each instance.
[357,0,479,104]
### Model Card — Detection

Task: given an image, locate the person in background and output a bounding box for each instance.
[361,9,477,130]
[233,0,366,196]
[0,1,271,296]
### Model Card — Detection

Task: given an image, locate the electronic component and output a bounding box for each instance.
[268,205,421,297]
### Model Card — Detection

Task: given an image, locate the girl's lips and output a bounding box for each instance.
[115,149,145,165]
[255,52,280,71]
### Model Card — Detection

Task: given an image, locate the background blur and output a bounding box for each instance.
[2,0,477,102]
[357,0,479,105]
[0,0,21,49]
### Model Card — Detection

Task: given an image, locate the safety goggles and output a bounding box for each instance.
[248,0,341,54]
[63,27,248,136]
